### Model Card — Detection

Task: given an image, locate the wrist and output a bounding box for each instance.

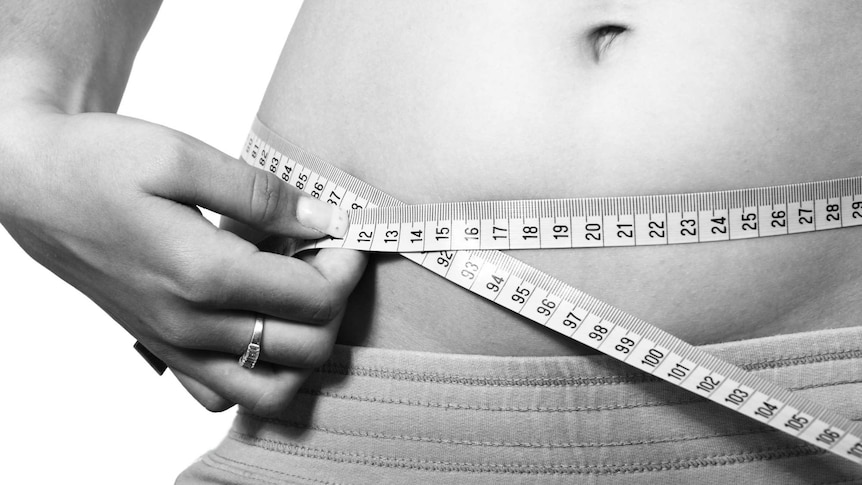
[0,103,64,221]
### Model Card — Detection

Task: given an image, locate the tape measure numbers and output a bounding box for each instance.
[312,178,862,253]
[243,117,862,465]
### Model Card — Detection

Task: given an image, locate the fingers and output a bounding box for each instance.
[219,216,268,246]
[160,304,343,415]
[127,134,367,416]
[302,248,370,285]
[172,369,233,413]
[162,249,366,366]
[214,247,368,325]
[168,348,313,417]
[170,309,342,369]
[152,136,349,240]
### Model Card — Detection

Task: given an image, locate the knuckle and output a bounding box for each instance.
[198,396,233,413]
[172,258,227,307]
[295,332,336,368]
[307,288,346,324]
[148,128,192,179]
[249,386,298,417]
[248,170,283,229]
[159,128,188,158]
[178,282,211,307]
[306,345,335,368]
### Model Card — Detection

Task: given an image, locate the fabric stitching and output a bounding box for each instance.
[239,413,771,448]
[296,388,696,412]
[315,363,651,386]
[316,349,861,387]
[814,479,862,485]
[206,452,344,485]
[292,379,862,415]
[814,480,862,485]
[227,431,825,475]
[790,378,862,391]
[740,349,862,371]
[197,455,287,485]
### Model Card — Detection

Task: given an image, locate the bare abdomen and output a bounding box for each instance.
[257,0,862,355]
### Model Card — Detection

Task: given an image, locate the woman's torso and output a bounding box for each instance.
[258,0,862,356]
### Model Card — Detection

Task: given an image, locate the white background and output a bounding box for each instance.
[1,1,303,483]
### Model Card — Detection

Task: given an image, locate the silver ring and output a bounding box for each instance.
[238,314,265,369]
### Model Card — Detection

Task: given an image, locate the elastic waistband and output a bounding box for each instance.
[203,327,862,484]
[320,325,862,387]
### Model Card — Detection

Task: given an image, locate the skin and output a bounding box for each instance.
[261,0,862,356]
[1,0,860,416]
[0,0,365,415]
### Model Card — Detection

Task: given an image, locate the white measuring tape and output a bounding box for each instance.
[243,117,862,465]
[313,178,862,253]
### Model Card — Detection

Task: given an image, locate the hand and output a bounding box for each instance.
[0,105,367,416]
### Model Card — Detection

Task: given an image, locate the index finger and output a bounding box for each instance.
[198,232,368,325]
[150,134,349,239]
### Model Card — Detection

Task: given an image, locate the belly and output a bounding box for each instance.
[257,0,862,355]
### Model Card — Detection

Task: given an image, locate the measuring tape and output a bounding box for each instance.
[311,177,862,253]
[242,117,862,465]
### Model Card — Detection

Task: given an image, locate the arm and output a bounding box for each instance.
[0,0,160,113]
[0,0,366,414]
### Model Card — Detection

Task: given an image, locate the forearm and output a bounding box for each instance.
[0,0,162,113]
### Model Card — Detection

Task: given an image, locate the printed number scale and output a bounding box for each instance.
[243,117,862,465]
[316,178,862,253]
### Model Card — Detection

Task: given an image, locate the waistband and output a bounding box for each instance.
[192,326,862,484]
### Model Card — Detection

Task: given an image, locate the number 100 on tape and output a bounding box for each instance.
[243,117,862,466]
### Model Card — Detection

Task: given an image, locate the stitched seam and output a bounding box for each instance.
[228,431,824,475]
[316,363,651,386]
[814,479,862,485]
[207,452,344,485]
[296,388,696,412]
[240,413,771,448]
[740,349,862,371]
[295,380,862,413]
[791,378,862,391]
[317,349,861,386]
[198,455,285,485]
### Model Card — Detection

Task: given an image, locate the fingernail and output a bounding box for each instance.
[296,197,349,238]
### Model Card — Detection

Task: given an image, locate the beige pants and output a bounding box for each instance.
[178,326,862,484]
